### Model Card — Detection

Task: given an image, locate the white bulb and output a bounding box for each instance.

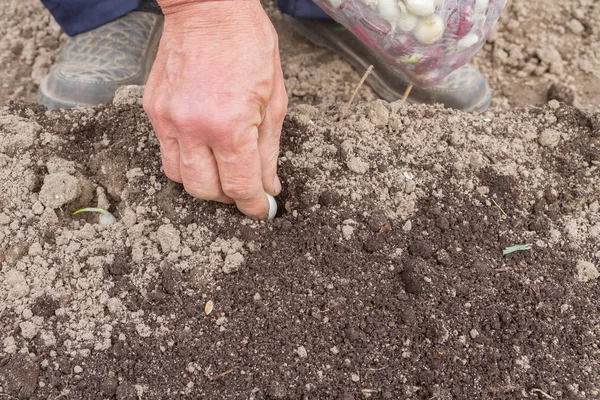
[361,0,378,8]
[404,0,435,17]
[458,32,479,49]
[266,194,277,220]
[378,0,402,24]
[397,11,418,31]
[475,0,489,14]
[99,212,116,225]
[414,14,445,44]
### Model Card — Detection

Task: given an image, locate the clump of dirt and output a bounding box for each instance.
[0,88,599,399]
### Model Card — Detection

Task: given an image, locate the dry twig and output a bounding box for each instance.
[401,83,414,103]
[340,65,374,121]
[531,388,555,399]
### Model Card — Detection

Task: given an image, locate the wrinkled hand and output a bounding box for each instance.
[144,0,287,219]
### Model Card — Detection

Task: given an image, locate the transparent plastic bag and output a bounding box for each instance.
[312,0,506,87]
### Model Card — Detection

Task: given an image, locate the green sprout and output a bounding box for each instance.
[73,207,109,216]
[502,244,532,255]
[73,208,116,225]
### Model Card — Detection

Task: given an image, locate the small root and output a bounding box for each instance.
[340,65,374,121]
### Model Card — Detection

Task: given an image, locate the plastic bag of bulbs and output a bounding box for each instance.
[312,0,506,87]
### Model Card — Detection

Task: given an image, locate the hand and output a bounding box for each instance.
[144,0,287,219]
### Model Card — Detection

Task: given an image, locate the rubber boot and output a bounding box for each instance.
[38,4,163,110]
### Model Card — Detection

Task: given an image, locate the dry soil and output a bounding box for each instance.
[0,0,599,399]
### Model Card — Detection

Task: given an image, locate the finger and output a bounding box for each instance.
[213,127,270,219]
[258,106,281,196]
[179,144,234,204]
[143,88,183,184]
[159,137,183,183]
[258,82,287,195]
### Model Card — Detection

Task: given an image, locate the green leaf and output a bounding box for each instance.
[502,244,532,255]
[73,208,107,216]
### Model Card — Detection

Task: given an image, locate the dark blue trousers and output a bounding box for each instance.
[42,0,331,36]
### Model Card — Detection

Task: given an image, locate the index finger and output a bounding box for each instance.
[212,126,270,220]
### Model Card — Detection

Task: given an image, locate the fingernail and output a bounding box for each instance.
[273,175,282,195]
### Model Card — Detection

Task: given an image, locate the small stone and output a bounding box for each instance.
[476,186,490,195]
[536,46,562,64]
[297,346,308,358]
[563,219,578,240]
[19,321,39,339]
[547,99,560,110]
[469,329,479,339]
[347,157,369,174]
[31,201,44,215]
[215,316,227,326]
[342,225,354,240]
[113,85,144,106]
[22,309,33,320]
[0,213,10,225]
[136,323,152,338]
[74,365,83,374]
[223,252,244,274]
[39,172,81,209]
[435,249,451,266]
[28,242,43,257]
[156,224,181,253]
[330,346,339,355]
[575,260,599,283]
[367,100,390,127]
[567,19,585,35]
[106,298,123,314]
[351,373,360,382]
[3,336,17,354]
[538,129,561,149]
[40,331,56,347]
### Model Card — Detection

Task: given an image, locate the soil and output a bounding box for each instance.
[1,0,600,399]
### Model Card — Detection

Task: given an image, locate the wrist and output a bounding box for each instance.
[158,0,259,15]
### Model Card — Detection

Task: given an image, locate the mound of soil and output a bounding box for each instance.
[0,89,599,399]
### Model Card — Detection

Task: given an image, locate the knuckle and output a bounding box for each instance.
[183,185,212,201]
[163,169,182,183]
[274,105,287,124]
[221,183,256,201]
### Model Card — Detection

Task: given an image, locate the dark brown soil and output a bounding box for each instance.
[1,97,599,399]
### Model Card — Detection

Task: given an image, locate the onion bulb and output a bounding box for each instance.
[267,194,277,220]
[404,0,436,17]
[361,0,378,8]
[458,32,479,49]
[475,0,488,14]
[396,3,419,31]
[414,14,445,44]
[377,0,402,24]
[397,12,418,31]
